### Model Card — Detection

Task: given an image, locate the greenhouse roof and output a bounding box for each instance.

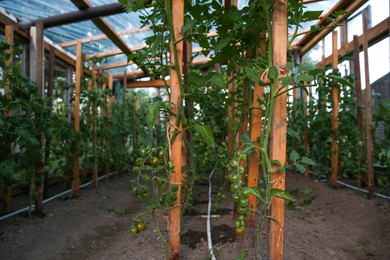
[0,0,384,79]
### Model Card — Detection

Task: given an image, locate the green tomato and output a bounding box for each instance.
[135,158,143,167]
[233,194,240,203]
[231,182,240,193]
[228,173,240,183]
[130,225,139,234]
[241,188,251,198]
[239,198,249,207]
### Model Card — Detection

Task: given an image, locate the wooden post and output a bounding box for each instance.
[168,0,184,258]
[2,24,14,214]
[362,10,375,198]
[43,45,55,198]
[227,75,235,155]
[353,35,364,133]
[330,31,339,187]
[92,63,99,187]
[247,46,265,226]
[72,41,83,198]
[105,73,113,181]
[121,71,127,175]
[268,0,287,259]
[30,20,44,96]
[30,20,45,214]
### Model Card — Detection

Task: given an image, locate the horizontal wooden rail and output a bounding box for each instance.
[316,17,389,68]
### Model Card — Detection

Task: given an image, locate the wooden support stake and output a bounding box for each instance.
[2,24,14,214]
[72,41,83,198]
[268,0,288,259]
[353,35,364,132]
[168,0,184,258]
[92,63,99,187]
[105,73,114,181]
[29,20,44,95]
[330,31,339,187]
[362,10,375,198]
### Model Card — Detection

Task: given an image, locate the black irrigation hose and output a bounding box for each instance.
[0,171,118,221]
[308,170,390,200]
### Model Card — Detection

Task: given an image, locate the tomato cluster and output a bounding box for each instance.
[130,146,178,207]
[130,218,148,234]
[228,151,252,236]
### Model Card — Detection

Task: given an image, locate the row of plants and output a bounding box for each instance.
[0,41,157,215]
[119,0,354,259]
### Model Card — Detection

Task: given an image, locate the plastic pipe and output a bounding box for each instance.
[308,170,390,200]
[207,168,217,260]
[0,171,118,221]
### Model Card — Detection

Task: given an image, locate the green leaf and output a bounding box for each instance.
[268,66,278,80]
[145,201,157,210]
[245,66,259,83]
[214,38,230,51]
[209,74,225,87]
[294,163,306,173]
[327,75,353,87]
[289,149,300,162]
[287,127,301,141]
[233,23,245,31]
[240,133,251,144]
[335,10,350,17]
[194,124,215,146]
[281,76,292,87]
[146,101,163,127]
[298,63,316,73]
[297,74,314,83]
[270,188,296,202]
[301,156,316,166]
[245,187,263,198]
[302,10,323,21]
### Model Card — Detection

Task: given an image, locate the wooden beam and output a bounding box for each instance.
[47,45,55,105]
[268,0,288,259]
[330,31,339,187]
[298,0,368,56]
[71,0,148,75]
[362,10,375,198]
[0,11,89,75]
[72,41,83,198]
[126,79,167,88]
[29,20,44,96]
[168,0,184,258]
[60,27,151,48]
[247,41,265,226]
[87,33,214,60]
[353,35,364,132]
[4,24,14,95]
[317,17,390,68]
[20,2,125,28]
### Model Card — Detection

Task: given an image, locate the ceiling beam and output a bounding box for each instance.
[70,0,148,75]
[316,17,390,68]
[19,2,125,28]
[85,44,147,60]
[126,79,168,88]
[60,27,151,48]
[297,0,369,56]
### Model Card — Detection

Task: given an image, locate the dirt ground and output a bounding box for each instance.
[0,171,389,260]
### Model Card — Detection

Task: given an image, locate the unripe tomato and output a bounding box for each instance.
[235,227,245,236]
[150,157,159,166]
[239,198,249,207]
[136,222,146,232]
[130,225,139,234]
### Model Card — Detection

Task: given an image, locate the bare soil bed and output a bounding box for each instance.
[1,171,389,260]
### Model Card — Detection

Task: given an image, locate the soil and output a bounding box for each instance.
[1,171,389,260]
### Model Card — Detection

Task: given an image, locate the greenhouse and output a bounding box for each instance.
[0,0,389,259]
